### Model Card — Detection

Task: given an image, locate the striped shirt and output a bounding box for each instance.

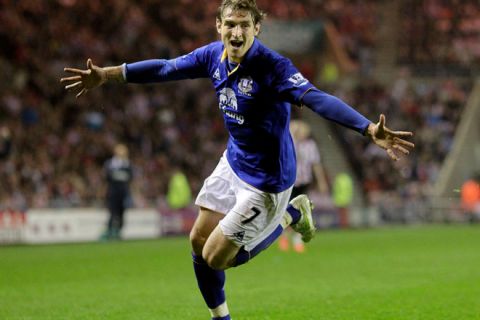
[294,138,321,187]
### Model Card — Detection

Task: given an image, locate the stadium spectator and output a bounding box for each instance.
[0,126,12,160]
[332,172,354,228]
[166,166,192,210]
[398,0,480,75]
[61,1,413,320]
[331,75,469,223]
[100,143,133,241]
[279,120,329,253]
[461,173,480,223]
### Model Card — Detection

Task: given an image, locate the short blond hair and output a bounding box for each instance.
[114,144,129,158]
[290,120,311,140]
[217,0,266,25]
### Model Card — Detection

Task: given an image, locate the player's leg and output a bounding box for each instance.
[285,184,315,242]
[232,192,315,266]
[190,207,232,320]
[205,185,289,267]
[201,180,296,269]
[190,207,224,256]
[101,198,118,240]
[278,185,305,251]
[113,200,127,240]
[190,154,314,318]
[111,199,124,239]
[191,156,236,320]
[199,184,314,267]
[202,224,240,270]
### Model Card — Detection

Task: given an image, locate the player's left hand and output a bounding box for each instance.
[366,114,414,161]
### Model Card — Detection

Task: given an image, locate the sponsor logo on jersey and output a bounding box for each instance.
[219,88,237,110]
[288,72,308,87]
[219,88,244,125]
[238,76,253,96]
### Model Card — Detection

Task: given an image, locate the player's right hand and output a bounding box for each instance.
[60,58,106,98]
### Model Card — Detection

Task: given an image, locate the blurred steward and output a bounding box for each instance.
[166,166,192,210]
[333,172,354,228]
[101,143,133,240]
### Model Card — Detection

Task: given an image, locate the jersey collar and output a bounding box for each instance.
[220,38,260,76]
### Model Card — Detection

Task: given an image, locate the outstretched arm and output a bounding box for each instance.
[61,49,209,98]
[302,89,414,161]
[60,59,124,98]
[364,114,414,161]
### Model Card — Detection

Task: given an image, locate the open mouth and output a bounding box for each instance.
[230,40,243,49]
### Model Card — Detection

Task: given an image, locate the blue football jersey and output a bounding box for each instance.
[125,39,315,193]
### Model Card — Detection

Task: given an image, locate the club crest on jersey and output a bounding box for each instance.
[288,72,308,87]
[238,76,253,96]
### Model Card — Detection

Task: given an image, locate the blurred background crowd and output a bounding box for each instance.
[0,0,478,224]
[398,0,480,75]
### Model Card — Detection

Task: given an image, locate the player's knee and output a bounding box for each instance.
[189,228,207,256]
[203,242,235,270]
[203,251,230,270]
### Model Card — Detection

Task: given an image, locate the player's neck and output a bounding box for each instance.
[227,59,239,72]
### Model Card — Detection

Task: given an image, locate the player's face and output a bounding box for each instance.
[216,7,260,63]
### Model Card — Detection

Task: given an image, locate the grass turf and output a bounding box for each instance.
[0,225,479,320]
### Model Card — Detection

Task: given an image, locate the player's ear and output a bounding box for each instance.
[216,18,222,34]
[254,23,260,36]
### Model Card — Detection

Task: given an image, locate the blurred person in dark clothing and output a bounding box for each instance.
[101,143,133,240]
[0,126,12,160]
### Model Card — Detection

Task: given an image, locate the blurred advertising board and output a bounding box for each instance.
[0,208,162,245]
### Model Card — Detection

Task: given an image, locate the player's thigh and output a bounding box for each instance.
[202,225,240,270]
[190,207,225,255]
[219,186,291,252]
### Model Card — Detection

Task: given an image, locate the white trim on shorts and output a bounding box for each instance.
[195,153,292,251]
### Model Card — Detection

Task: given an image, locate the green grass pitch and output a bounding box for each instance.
[1,225,479,320]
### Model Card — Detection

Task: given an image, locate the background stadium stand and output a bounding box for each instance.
[0,0,478,225]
